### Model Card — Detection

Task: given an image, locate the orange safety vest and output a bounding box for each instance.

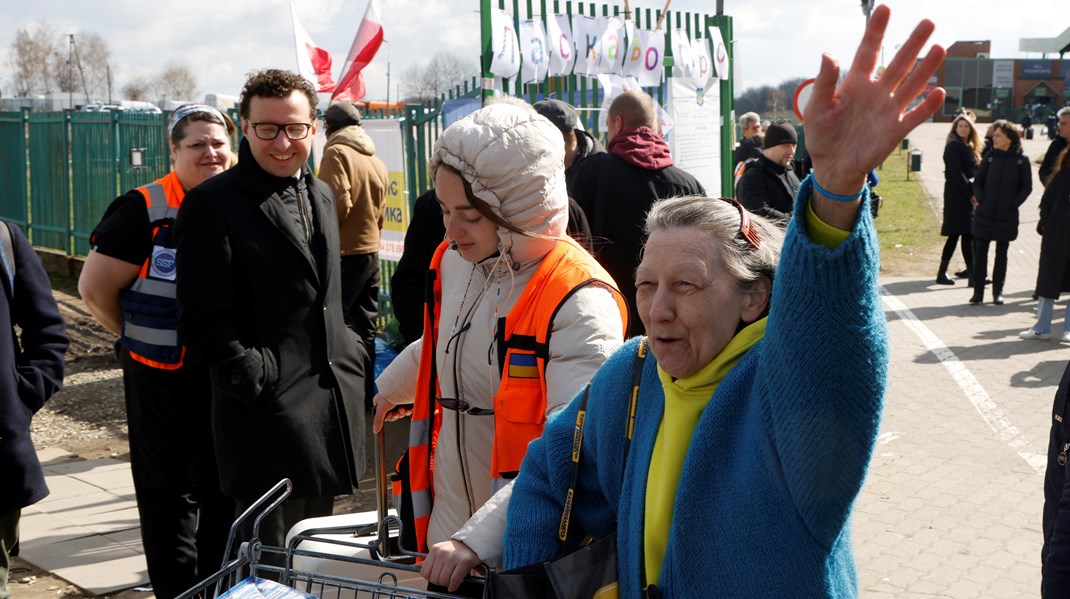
[118,171,187,370]
[403,236,628,551]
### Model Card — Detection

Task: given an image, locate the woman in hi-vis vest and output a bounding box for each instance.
[373,101,627,596]
[78,105,235,599]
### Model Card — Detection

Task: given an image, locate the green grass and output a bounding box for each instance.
[873,149,943,277]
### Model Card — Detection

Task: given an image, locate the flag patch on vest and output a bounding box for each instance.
[507,353,538,378]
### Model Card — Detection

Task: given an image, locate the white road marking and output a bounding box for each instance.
[882,289,1046,474]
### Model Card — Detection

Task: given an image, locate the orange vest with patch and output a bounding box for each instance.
[404,236,627,551]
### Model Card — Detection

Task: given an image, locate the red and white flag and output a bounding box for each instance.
[331,0,384,102]
[291,4,336,92]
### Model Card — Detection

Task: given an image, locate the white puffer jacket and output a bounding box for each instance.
[375,104,625,561]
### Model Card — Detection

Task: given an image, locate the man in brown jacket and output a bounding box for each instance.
[318,102,389,406]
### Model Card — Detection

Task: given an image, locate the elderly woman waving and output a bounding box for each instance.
[494,6,947,598]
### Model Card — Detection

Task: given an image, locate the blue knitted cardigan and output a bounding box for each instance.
[503,180,888,598]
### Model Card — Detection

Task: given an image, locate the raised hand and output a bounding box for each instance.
[803,4,946,226]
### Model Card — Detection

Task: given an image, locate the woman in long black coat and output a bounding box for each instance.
[937,114,983,284]
[970,120,1032,305]
[1022,149,1070,340]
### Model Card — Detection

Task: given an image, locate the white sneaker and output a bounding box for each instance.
[1019,329,1051,340]
[1061,331,1070,343]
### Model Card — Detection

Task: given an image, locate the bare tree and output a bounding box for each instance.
[78,33,113,102]
[153,61,198,102]
[8,21,59,97]
[122,75,152,102]
[768,88,787,116]
[401,52,477,103]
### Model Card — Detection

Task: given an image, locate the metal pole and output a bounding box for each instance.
[480,0,494,103]
[385,40,391,105]
[373,429,391,558]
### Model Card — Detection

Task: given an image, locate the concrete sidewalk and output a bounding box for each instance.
[20,121,1064,597]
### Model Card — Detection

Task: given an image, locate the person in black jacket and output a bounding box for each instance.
[1043,361,1070,596]
[390,188,445,345]
[936,114,983,284]
[969,120,1032,305]
[735,122,801,226]
[734,111,763,166]
[0,221,68,599]
[1040,108,1070,188]
[1021,150,1070,340]
[569,89,705,337]
[174,70,367,553]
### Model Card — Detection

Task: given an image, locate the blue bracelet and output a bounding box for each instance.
[810,173,866,202]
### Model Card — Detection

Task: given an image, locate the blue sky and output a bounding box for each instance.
[0,0,1065,103]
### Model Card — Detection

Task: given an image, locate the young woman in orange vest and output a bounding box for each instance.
[78,105,236,599]
[373,102,628,594]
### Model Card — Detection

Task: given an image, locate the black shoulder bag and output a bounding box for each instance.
[492,338,648,599]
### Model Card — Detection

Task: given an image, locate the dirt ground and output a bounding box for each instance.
[14,285,397,599]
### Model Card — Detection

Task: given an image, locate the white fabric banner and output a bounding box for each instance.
[708,25,729,80]
[490,10,521,79]
[636,29,664,87]
[572,15,598,76]
[690,37,715,90]
[599,16,626,75]
[671,28,695,79]
[547,14,576,76]
[520,20,548,83]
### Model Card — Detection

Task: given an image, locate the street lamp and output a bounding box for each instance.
[383,38,391,105]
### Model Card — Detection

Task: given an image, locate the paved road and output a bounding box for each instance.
[854,121,1061,596]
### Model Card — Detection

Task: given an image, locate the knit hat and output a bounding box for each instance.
[763,122,798,149]
[532,99,580,135]
[324,102,362,130]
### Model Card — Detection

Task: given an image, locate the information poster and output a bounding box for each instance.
[362,119,407,262]
[668,77,721,194]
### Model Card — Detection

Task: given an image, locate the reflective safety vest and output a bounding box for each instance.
[118,171,186,370]
[404,236,628,551]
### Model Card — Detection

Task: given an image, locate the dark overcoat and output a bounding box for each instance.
[941,139,977,236]
[971,148,1032,242]
[175,140,366,501]
[0,223,68,514]
[1037,169,1070,299]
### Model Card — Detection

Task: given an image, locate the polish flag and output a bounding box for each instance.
[291,4,336,93]
[331,0,384,102]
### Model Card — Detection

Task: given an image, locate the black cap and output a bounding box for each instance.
[533,99,580,135]
[324,102,362,130]
[763,122,798,149]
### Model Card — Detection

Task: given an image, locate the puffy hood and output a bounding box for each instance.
[325,125,376,157]
[429,103,567,267]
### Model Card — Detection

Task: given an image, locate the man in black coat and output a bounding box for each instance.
[0,222,67,598]
[175,70,367,548]
[569,89,704,337]
[1040,107,1070,188]
[389,188,445,345]
[734,111,763,166]
[735,122,802,225]
[1043,362,1070,596]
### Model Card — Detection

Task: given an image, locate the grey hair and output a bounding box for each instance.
[739,112,760,128]
[1058,107,1070,120]
[644,195,783,292]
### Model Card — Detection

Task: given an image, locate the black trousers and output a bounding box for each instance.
[340,252,379,405]
[119,348,234,599]
[940,233,973,271]
[973,238,1010,294]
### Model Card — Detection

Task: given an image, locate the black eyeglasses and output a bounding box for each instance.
[249,122,313,141]
[437,397,495,416]
[718,197,761,248]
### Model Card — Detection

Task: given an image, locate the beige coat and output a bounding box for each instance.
[318,125,389,255]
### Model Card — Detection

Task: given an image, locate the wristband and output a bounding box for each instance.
[810,172,866,202]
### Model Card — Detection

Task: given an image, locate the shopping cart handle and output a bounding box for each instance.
[220,478,293,569]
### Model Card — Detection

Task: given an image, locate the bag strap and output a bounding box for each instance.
[556,337,648,542]
[0,221,15,301]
